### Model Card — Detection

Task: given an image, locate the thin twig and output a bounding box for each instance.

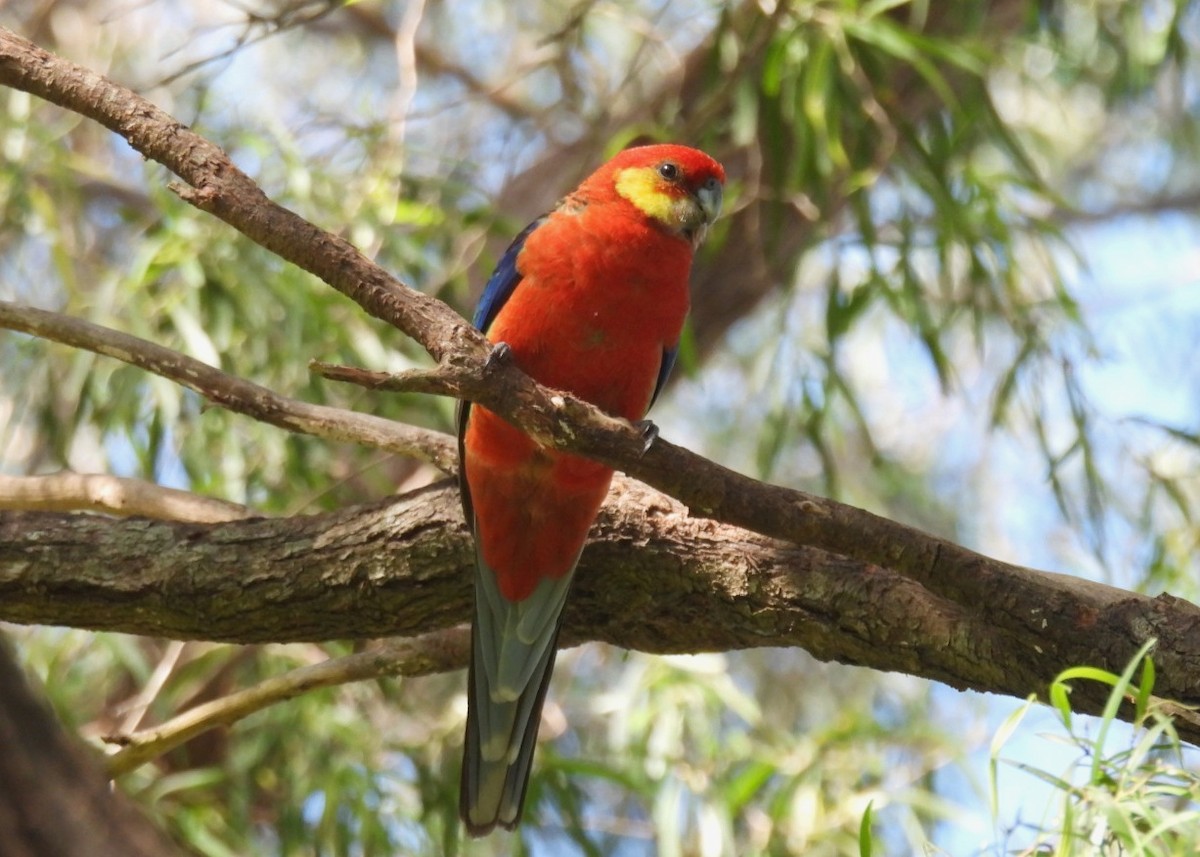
[118,641,188,734]
[104,627,470,776]
[0,301,457,473]
[309,359,461,396]
[0,473,253,523]
[1,28,1191,708]
[391,0,426,150]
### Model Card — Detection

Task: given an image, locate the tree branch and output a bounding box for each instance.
[104,627,469,777]
[4,479,1200,743]
[0,473,253,522]
[0,27,483,364]
[0,300,457,473]
[3,27,1199,747]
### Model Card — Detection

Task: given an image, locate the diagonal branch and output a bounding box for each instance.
[0,27,480,365]
[0,28,1023,608]
[3,480,1200,744]
[104,627,470,777]
[0,300,456,473]
[3,28,1200,744]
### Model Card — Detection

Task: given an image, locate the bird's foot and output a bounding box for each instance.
[633,419,659,455]
[486,341,513,369]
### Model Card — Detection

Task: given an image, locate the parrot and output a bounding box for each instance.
[457,143,725,835]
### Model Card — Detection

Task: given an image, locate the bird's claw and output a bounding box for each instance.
[486,341,513,369]
[633,419,659,455]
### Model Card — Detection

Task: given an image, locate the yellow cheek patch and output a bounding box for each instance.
[615,167,689,228]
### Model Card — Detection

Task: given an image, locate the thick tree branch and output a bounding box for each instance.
[1,292,1150,714]
[3,479,1200,744]
[3,28,1199,746]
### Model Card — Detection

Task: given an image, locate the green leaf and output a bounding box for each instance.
[1089,639,1158,785]
[843,17,959,109]
[989,696,1035,817]
[1049,678,1074,729]
[859,799,875,857]
[1134,655,1155,721]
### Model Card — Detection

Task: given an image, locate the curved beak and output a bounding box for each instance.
[689,178,724,249]
[696,177,723,226]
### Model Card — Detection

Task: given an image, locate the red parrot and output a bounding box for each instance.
[458,144,725,835]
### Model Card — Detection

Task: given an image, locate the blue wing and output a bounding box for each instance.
[465,214,676,430]
[458,215,547,524]
[471,216,546,333]
[648,345,678,410]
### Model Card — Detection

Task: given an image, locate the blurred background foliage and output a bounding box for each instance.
[2,0,1199,853]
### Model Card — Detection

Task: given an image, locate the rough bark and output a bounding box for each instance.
[2,17,1198,762]
[4,478,1200,744]
[0,9,1193,854]
[0,639,186,857]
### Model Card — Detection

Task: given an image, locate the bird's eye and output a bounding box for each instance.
[657,162,679,181]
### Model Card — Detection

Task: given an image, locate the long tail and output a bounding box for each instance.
[460,553,574,836]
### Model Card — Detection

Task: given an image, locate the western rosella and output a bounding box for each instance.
[458,144,725,835]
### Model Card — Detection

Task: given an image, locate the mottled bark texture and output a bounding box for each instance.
[2,6,1199,776]
[4,479,1200,743]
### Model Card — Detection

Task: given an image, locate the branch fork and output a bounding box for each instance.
[4,26,1200,759]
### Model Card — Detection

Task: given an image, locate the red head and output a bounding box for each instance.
[580,144,725,248]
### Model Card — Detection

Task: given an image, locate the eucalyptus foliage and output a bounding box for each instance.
[3,0,1199,855]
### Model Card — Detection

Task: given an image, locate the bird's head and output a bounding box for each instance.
[604,144,725,249]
